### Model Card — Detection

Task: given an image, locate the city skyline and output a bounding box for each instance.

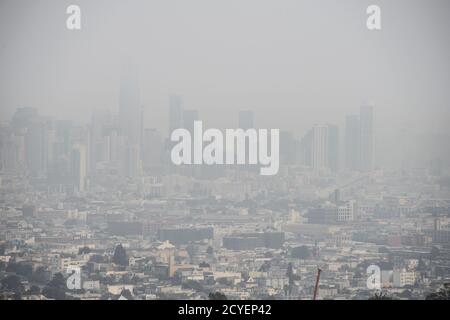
[1,0,450,303]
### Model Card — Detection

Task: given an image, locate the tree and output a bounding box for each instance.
[118,289,133,300]
[216,278,232,286]
[78,246,91,255]
[6,262,33,278]
[209,292,227,300]
[425,283,450,300]
[430,246,440,260]
[32,266,50,284]
[417,258,427,271]
[113,244,129,266]
[29,285,41,295]
[42,273,67,300]
[258,261,271,272]
[1,275,23,292]
[182,280,204,292]
[369,291,393,300]
[206,246,214,255]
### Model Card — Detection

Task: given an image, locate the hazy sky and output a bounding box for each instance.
[1,0,450,167]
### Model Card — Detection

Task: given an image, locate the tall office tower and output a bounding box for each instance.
[345,114,360,170]
[69,125,91,168]
[90,110,113,171]
[183,109,199,135]
[311,125,329,170]
[280,131,297,165]
[237,110,256,172]
[71,144,87,192]
[238,110,254,129]
[9,107,40,174]
[123,144,142,178]
[119,61,141,147]
[169,94,183,134]
[108,129,126,167]
[299,129,313,167]
[301,124,339,172]
[54,120,73,159]
[182,109,202,177]
[359,105,374,171]
[167,94,184,172]
[25,119,51,176]
[327,124,339,173]
[0,127,25,173]
[143,128,163,171]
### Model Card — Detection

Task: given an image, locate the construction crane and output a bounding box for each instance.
[312,268,322,300]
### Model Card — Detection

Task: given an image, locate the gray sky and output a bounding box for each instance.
[1,0,450,167]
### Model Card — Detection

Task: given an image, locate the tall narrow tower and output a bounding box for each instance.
[359,105,374,171]
[119,60,141,147]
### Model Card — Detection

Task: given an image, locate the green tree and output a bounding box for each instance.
[42,273,67,300]
[369,291,393,300]
[425,283,450,300]
[209,292,227,300]
[182,280,204,292]
[1,275,23,292]
[113,244,129,266]
[32,266,50,284]
[6,262,33,278]
[430,246,440,260]
[78,246,91,255]
[29,285,41,295]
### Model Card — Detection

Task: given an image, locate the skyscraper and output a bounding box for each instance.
[169,94,183,134]
[345,105,374,172]
[345,114,360,170]
[359,105,374,171]
[280,131,297,165]
[25,120,50,176]
[142,128,163,172]
[9,107,48,176]
[90,110,113,172]
[71,144,87,192]
[123,144,142,178]
[311,125,329,170]
[237,110,255,172]
[0,126,25,173]
[183,109,199,136]
[119,61,141,147]
[327,124,339,173]
[301,124,339,172]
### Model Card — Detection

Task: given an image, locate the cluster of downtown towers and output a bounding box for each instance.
[0,64,374,192]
